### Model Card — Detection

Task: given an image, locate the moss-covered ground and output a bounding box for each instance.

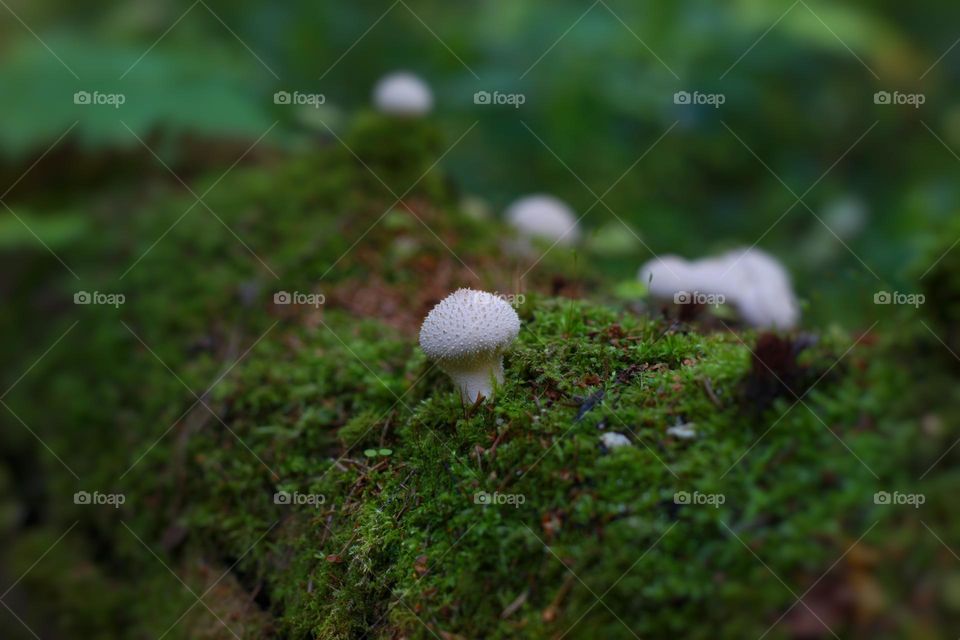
[2,114,959,639]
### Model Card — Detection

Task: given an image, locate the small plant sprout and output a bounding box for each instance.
[505,194,581,246]
[419,289,521,403]
[373,71,433,116]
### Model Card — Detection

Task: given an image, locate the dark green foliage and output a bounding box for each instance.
[921,217,960,354]
[6,1,960,327]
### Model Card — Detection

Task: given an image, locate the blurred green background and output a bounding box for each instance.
[3,2,960,638]
[2,0,958,326]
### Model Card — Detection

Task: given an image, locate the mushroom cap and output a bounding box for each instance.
[640,254,736,300]
[638,249,799,329]
[373,71,433,116]
[719,248,799,329]
[419,289,521,368]
[690,256,742,300]
[505,194,580,245]
[638,255,693,298]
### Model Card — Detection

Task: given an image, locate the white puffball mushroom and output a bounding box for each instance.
[638,255,696,299]
[638,248,800,330]
[419,289,521,403]
[718,248,799,330]
[505,194,581,246]
[373,71,433,117]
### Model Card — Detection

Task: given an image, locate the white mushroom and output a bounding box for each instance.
[638,248,799,330]
[717,248,799,330]
[505,195,580,247]
[419,289,521,403]
[638,255,697,299]
[373,71,433,116]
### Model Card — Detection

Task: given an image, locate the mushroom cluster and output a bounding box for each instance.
[419,289,521,403]
[373,71,433,116]
[639,247,799,330]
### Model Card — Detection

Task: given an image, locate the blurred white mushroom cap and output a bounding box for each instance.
[638,248,800,330]
[373,71,433,116]
[505,194,581,246]
[717,248,799,330]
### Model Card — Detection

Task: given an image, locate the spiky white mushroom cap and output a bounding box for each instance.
[505,194,580,246]
[373,71,433,116]
[419,289,521,370]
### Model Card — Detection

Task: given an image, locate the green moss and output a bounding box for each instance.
[3,114,956,639]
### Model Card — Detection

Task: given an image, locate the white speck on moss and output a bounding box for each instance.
[666,424,697,440]
[600,432,631,449]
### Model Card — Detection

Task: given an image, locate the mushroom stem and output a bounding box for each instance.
[448,359,504,404]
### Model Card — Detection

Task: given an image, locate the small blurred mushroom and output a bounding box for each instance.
[505,194,581,248]
[638,247,799,330]
[373,71,433,116]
